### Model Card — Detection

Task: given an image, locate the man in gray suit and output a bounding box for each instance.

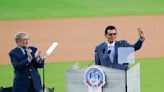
[95,25,145,70]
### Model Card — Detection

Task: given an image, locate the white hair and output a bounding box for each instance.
[15,32,28,42]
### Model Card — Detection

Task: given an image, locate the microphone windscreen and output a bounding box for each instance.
[108,50,111,54]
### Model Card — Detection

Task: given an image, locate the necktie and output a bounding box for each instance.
[23,48,27,55]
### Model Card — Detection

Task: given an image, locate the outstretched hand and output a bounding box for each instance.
[137,28,145,40]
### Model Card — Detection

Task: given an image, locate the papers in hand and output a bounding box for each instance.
[43,42,58,59]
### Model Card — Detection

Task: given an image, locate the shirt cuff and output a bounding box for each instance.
[27,57,32,63]
[139,38,145,41]
[36,57,40,62]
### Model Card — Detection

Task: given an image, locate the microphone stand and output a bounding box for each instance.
[42,58,45,92]
[124,63,128,92]
[42,57,55,92]
[125,69,127,92]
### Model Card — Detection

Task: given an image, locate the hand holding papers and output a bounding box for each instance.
[43,42,58,60]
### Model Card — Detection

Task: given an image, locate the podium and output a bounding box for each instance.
[66,63,140,92]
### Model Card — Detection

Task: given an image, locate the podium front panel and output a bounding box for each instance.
[66,65,126,92]
[127,63,140,92]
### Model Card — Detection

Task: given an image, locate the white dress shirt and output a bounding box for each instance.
[106,41,115,63]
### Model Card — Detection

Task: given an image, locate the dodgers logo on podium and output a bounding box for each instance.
[84,66,105,92]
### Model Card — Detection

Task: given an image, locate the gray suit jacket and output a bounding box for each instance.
[95,39,144,70]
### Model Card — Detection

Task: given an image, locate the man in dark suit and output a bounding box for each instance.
[95,25,145,70]
[9,32,44,92]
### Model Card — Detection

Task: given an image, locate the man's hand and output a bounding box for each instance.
[35,50,42,61]
[137,28,145,40]
[35,50,41,58]
[26,49,33,60]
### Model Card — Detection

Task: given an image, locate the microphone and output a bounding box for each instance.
[108,50,111,54]
[103,48,111,54]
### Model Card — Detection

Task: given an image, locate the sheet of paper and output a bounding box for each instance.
[43,42,58,59]
[118,47,135,64]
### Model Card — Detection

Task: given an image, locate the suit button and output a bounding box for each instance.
[29,69,32,71]
[28,76,31,79]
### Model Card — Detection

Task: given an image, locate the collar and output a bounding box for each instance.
[106,41,115,47]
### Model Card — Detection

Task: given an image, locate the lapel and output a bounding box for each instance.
[13,47,25,60]
[16,47,24,55]
[101,42,111,63]
[14,47,27,59]
[102,42,108,55]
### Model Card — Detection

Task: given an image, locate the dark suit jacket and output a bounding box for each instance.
[9,46,43,92]
[95,39,144,70]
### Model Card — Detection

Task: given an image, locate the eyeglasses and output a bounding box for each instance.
[18,38,30,42]
[107,33,117,36]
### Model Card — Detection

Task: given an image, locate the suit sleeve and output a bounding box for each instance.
[134,39,144,51]
[123,39,144,51]
[9,52,30,70]
[95,46,101,65]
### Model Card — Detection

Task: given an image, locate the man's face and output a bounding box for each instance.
[105,29,117,43]
[16,35,29,48]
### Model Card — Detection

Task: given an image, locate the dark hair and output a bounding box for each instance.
[105,25,116,34]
